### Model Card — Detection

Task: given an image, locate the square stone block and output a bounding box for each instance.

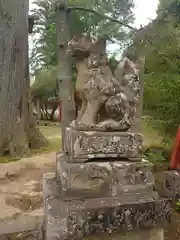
[43,173,172,240]
[65,127,143,162]
[56,153,157,200]
[163,170,180,200]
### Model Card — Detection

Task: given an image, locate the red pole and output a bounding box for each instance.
[170,126,180,169]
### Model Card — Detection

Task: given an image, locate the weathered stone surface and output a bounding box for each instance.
[163,170,180,200]
[43,174,171,240]
[82,229,164,240]
[67,36,144,132]
[56,153,157,200]
[65,127,143,161]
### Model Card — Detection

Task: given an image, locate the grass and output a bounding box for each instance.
[142,118,163,148]
[38,125,61,138]
[142,118,173,163]
[0,156,20,164]
[31,125,62,155]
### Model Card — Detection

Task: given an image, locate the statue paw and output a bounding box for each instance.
[96,121,109,129]
[70,120,78,127]
[97,119,131,131]
[96,120,116,130]
[70,120,95,130]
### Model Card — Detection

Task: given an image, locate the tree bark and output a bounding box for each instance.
[23,47,48,151]
[0,0,47,157]
[56,0,76,152]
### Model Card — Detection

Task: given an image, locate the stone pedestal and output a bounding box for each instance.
[56,153,156,201]
[42,125,172,240]
[162,170,180,202]
[43,173,170,240]
[43,148,172,239]
[65,128,143,162]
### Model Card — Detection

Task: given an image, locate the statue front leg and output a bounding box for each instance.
[76,96,87,122]
[78,99,101,128]
[71,94,87,127]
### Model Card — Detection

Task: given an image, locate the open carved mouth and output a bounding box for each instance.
[69,48,91,59]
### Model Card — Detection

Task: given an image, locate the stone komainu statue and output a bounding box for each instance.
[67,36,141,131]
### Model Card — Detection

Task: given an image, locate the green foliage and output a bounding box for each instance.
[162,137,174,160]
[157,0,180,19]
[108,56,119,73]
[72,0,135,40]
[144,147,167,163]
[143,140,173,163]
[142,0,180,140]
[142,19,180,74]
[144,73,180,135]
[142,120,173,163]
[30,0,135,70]
[176,198,180,212]
[31,66,57,100]
[141,118,172,163]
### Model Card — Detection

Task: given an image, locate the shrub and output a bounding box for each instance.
[144,72,180,136]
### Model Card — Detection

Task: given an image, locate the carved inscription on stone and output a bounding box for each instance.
[65,128,143,161]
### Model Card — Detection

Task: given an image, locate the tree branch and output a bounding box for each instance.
[68,6,137,32]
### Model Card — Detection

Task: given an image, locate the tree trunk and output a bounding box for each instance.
[56,0,76,152]
[23,55,48,151]
[0,0,47,157]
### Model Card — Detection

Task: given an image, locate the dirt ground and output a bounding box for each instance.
[0,152,56,237]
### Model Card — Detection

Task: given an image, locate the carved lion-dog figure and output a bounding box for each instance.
[67,36,141,131]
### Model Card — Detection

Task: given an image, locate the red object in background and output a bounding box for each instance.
[170,126,180,169]
[58,104,61,122]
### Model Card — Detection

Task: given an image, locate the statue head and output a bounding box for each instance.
[67,35,94,60]
[67,35,107,62]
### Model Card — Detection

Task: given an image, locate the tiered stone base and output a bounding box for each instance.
[56,153,157,200]
[43,173,171,240]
